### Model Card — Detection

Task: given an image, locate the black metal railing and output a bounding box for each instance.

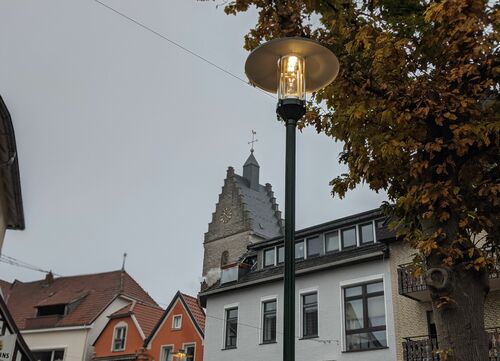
[403,327,500,361]
[398,249,500,297]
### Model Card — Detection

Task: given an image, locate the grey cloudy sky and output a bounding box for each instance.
[0,0,386,305]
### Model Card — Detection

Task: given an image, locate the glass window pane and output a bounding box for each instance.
[325,231,339,252]
[342,227,357,248]
[307,236,322,257]
[264,300,276,312]
[186,346,195,361]
[360,223,374,244]
[277,246,284,264]
[32,352,52,361]
[367,282,384,294]
[346,331,387,351]
[227,308,238,319]
[264,248,275,267]
[53,351,64,361]
[367,295,385,327]
[303,293,317,305]
[345,299,364,330]
[225,308,238,348]
[295,241,304,259]
[345,286,362,297]
[163,347,173,361]
[263,300,277,343]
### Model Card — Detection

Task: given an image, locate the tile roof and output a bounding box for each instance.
[2,270,157,330]
[180,293,205,332]
[109,302,164,337]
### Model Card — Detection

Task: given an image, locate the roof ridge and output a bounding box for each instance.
[14,269,125,284]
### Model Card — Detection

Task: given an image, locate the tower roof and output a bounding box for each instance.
[243,152,259,167]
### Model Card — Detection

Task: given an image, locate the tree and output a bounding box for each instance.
[224,0,499,360]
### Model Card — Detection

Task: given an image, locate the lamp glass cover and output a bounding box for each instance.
[278,55,305,100]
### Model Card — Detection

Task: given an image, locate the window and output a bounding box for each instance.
[341,227,357,249]
[221,251,229,267]
[302,292,318,338]
[32,350,65,361]
[262,300,277,343]
[225,307,238,348]
[325,231,339,253]
[359,222,375,244]
[307,236,322,257]
[172,315,182,329]
[295,241,304,259]
[263,248,275,267]
[161,346,173,361]
[113,325,127,351]
[344,281,386,351]
[277,246,284,264]
[36,304,66,317]
[184,344,195,361]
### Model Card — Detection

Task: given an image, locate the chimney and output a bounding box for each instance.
[45,271,54,286]
[243,152,260,190]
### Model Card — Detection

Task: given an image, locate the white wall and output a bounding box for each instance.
[22,328,89,361]
[204,259,397,361]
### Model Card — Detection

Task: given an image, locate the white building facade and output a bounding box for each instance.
[200,208,398,361]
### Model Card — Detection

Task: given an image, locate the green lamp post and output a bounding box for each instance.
[245,37,339,361]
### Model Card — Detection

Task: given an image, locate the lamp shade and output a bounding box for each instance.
[245,37,339,94]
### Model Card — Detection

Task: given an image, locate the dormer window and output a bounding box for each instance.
[263,248,275,268]
[112,324,127,351]
[36,304,66,317]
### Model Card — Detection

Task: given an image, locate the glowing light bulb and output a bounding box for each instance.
[278,55,305,100]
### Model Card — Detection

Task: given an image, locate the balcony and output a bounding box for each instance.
[398,251,500,301]
[403,327,500,361]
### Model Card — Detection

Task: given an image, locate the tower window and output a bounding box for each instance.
[221,251,229,267]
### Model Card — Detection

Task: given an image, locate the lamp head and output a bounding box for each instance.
[245,37,339,100]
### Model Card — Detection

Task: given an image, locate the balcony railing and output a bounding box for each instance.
[398,250,500,301]
[403,327,500,361]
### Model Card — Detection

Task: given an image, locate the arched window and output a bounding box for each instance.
[112,321,128,351]
[221,251,229,267]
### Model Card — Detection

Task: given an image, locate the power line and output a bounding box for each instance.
[93,0,275,100]
[0,254,62,276]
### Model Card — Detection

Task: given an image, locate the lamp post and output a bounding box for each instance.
[245,37,339,361]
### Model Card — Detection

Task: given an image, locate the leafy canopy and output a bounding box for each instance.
[226,0,499,269]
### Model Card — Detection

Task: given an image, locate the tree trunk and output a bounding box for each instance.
[426,265,490,361]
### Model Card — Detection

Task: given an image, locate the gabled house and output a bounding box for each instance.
[0,95,34,361]
[93,301,164,361]
[144,292,205,361]
[1,270,158,361]
[93,291,205,361]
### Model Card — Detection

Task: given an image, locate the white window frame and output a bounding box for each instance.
[298,287,319,339]
[222,303,239,349]
[182,342,196,361]
[172,314,183,330]
[112,322,128,352]
[358,220,376,245]
[339,274,387,352]
[263,247,276,268]
[259,295,278,344]
[324,229,340,253]
[160,344,174,361]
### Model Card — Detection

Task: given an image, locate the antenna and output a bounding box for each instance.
[121,252,127,271]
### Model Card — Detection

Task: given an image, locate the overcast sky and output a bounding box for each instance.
[0,0,386,306]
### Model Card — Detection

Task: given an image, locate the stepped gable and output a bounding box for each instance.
[1,270,157,330]
[205,152,283,242]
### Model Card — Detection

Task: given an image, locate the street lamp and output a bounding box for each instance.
[245,37,339,361]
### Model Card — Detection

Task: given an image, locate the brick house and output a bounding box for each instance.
[93,291,205,361]
[0,270,158,361]
[93,301,164,361]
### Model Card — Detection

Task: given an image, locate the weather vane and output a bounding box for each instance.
[248,130,258,153]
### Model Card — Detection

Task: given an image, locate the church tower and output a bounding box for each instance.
[202,151,283,283]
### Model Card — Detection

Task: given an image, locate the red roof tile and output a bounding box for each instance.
[180,293,205,332]
[2,270,157,330]
[131,302,164,337]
